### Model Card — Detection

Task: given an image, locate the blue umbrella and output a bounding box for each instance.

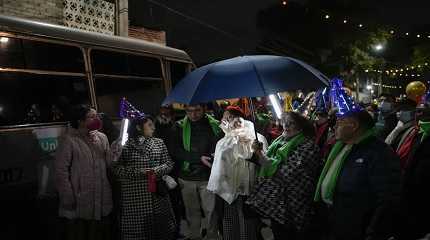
[163,55,330,105]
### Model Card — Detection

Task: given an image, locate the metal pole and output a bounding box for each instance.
[248,97,258,139]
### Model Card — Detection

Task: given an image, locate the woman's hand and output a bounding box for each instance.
[252,140,264,153]
[111,139,124,156]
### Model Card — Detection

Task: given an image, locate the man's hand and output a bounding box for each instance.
[200,156,212,168]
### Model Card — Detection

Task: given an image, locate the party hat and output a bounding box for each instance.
[296,92,315,117]
[417,87,430,109]
[330,78,361,117]
[280,92,294,112]
[119,98,146,120]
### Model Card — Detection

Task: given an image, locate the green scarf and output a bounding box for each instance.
[178,114,221,171]
[314,129,374,203]
[258,133,305,177]
[419,121,430,143]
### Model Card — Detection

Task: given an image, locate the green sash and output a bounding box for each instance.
[314,129,374,203]
[258,133,305,177]
[419,121,430,143]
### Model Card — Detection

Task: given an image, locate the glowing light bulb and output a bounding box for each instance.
[0,37,9,43]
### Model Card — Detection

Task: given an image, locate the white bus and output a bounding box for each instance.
[0,15,192,238]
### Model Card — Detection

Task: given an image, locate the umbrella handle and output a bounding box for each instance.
[248,97,258,139]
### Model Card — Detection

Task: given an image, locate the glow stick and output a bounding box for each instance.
[269,94,283,119]
[120,118,129,146]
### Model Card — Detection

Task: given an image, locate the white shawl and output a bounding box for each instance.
[207,119,267,204]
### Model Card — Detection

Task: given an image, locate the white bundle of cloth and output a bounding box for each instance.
[207,118,267,204]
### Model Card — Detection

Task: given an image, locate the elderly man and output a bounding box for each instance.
[315,111,401,240]
[314,82,401,240]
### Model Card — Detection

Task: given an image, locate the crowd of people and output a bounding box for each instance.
[53,80,430,240]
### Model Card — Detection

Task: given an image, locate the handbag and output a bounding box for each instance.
[147,169,169,196]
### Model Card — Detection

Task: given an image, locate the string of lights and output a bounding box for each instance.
[320,13,430,40]
[363,62,429,78]
[372,83,402,89]
[279,1,430,40]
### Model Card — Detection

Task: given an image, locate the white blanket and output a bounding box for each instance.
[207,119,267,204]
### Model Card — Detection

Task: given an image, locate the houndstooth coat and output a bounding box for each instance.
[111,137,176,240]
[246,138,321,231]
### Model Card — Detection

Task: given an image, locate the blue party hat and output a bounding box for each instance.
[330,78,361,117]
[119,98,146,120]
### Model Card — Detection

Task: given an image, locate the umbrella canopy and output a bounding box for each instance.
[163,55,330,105]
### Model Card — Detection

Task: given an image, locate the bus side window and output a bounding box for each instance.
[0,37,89,127]
[91,50,164,117]
[0,73,89,126]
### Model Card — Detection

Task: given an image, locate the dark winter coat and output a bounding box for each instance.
[327,136,401,240]
[400,133,430,240]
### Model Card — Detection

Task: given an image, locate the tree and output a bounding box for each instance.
[346,30,390,72]
[411,44,430,66]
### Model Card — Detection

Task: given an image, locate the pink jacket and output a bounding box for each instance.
[55,128,113,220]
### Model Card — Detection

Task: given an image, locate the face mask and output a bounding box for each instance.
[86,118,102,131]
[397,111,414,123]
[379,102,393,113]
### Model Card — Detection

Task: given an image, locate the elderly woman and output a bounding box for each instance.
[246,111,321,240]
[207,106,267,240]
[111,115,175,240]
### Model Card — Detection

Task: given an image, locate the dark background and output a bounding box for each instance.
[129,0,430,68]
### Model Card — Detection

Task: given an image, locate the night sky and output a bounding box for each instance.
[129,0,430,69]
